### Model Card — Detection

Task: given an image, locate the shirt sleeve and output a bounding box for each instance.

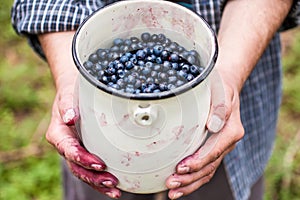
[280,0,300,31]
[11,0,116,59]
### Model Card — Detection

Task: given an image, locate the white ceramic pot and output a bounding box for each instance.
[72,0,218,194]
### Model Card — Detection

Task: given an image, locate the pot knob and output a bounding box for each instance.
[133,104,158,126]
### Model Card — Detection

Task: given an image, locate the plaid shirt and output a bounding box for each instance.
[11,1,300,199]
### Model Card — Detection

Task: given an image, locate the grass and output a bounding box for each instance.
[1,1,300,199]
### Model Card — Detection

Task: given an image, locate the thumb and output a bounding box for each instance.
[206,70,230,133]
[57,74,79,126]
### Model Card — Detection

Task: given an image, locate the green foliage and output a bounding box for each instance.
[282,32,300,116]
[264,30,300,200]
[0,152,62,200]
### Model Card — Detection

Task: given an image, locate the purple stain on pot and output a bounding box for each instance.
[121,153,132,167]
[97,113,108,127]
[184,125,200,144]
[172,125,184,139]
[117,114,130,126]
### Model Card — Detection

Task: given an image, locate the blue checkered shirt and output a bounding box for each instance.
[11,1,300,199]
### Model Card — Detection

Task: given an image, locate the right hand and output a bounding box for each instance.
[39,32,121,199]
[46,79,121,199]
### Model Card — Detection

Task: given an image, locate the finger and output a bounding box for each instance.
[166,144,234,189]
[206,70,231,133]
[167,146,235,199]
[57,75,79,125]
[68,162,121,199]
[46,99,105,171]
[68,161,118,187]
[176,111,243,175]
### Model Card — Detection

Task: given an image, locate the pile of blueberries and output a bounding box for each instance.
[83,32,204,94]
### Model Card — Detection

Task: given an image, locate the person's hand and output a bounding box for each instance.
[165,69,245,199]
[39,32,121,199]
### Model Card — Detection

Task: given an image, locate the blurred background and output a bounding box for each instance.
[1,1,300,200]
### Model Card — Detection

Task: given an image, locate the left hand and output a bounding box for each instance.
[165,69,245,199]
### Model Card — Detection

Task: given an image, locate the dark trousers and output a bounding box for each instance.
[62,160,264,200]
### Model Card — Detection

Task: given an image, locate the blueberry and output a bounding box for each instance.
[142,66,151,75]
[125,85,135,93]
[146,77,154,84]
[161,50,170,60]
[144,47,153,55]
[116,79,125,88]
[134,89,142,94]
[145,61,153,68]
[111,84,120,90]
[153,64,161,71]
[117,70,126,78]
[137,60,145,66]
[169,42,178,51]
[171,62,179,70]
[94,63,103,71]
[186,74,194,81]
[190,65,200,76]
[176,80,185,87]
[187,55,197,65]
[159,72,168,81]
[146,42,156,48]
[157,33,166,43]
[159,83,168,91]
[146,54,156,62]
[83,60,94,70]
[127,75,136,84]
[96,49,108,60]
[143,87,152,93]
[181,64,190,72]
[124,39,132,46]
[162,61,172,71]
[110,45,120,52]
[168,76,177,83]
[105,66,116,75]
[113,38,124,46]
[150,34,159,42]
[156,57,163,64]
[125,61,134,70]
[116,63,124,70]
[151,70,158,78]
[136,49,146,60]
[88,53,99,63]
[141,32,151,42]
[101,76,109,84]
[129,56,137,64]
[153,44,164,56]
[163,38,172,47]
[169,53,179,62]
[120,55,129,63]
[178,70,188,79]
[130,36,140,43]
[134,79,142,88]
[167,84,176,90]
[167,69,176,76]
[111,75,118,83]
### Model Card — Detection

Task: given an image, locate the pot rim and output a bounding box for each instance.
[72,0,218,100]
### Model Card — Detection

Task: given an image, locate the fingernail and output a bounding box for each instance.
[178,165,190,174]
[172,192,183,199]
[91,164,104,170]
[208,115,224,133]
[169,181,181,188]
[63,108,76,125]
[102,180,114,187]
[105,192,118,199]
